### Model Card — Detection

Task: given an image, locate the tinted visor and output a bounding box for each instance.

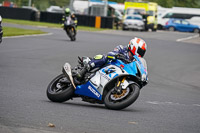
[128,46,134,56]
[137,47,146,57]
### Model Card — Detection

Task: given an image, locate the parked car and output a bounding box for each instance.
[165,18,200,33]
[122,15,145,31]
[46,6,63,13]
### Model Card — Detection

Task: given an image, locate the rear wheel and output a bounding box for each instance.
[193,28,199,33]
[47,74,74,103]
[157,24,163,30]
[152,28,157,32]
[122,27,127,31]
[104,84,140,110]
[169,26,175,31]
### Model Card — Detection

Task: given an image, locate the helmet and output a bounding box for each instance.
[65,8,70,16]
[128,37,147,57]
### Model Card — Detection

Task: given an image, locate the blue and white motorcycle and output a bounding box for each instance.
[47,55,148,110]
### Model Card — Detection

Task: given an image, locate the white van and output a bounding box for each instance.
[157,7,200,29]
[188,17,200,27]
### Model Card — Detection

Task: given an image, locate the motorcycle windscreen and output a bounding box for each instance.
[123,62,138,76]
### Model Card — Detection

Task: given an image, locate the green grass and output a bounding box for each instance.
[3,18,110,31]
[3,27,46,37]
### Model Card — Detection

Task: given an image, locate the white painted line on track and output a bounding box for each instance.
[193,104,200,107]
[146,101,186,106]
[176,34,199,42]
[146,101,200,107]
[3,32,53,39]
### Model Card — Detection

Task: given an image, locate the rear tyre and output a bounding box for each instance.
[157,24,163,30]
[169,26,175,31]
[193,28,199,33]
[104,84,140,110]
[122,27,127,31]
[47,74,74,103]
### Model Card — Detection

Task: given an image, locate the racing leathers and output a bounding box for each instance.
[79,45,148,81]
[88,45,131,69]
[62,14,78,27]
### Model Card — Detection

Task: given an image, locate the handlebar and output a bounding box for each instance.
[116,55,131,64]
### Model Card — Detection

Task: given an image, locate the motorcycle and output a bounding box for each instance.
[63,16,76,41]
[46,55,148,110]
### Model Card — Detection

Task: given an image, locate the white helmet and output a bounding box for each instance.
[128,37,147,57]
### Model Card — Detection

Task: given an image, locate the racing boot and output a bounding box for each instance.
[76,64,91,79]
[76,57,91,79]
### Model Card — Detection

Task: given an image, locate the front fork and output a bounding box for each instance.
[112,77,126,94]
[71,26,77,35]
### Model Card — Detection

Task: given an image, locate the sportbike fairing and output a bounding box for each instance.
[74,56,147,100]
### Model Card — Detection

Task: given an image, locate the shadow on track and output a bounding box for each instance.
[44,100,141,112]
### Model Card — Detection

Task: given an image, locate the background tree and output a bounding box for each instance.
[0,0,70,11]
[0,0,200,10]
[109,0,200,8]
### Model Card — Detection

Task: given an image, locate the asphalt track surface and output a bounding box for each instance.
[0,25,200,133]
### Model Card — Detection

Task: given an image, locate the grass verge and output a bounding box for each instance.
[3,18,110,31]
[3,27,46,37]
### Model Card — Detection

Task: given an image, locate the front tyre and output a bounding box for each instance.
[104,84,140,110]
[47,74,74,103]
[69,27,76,41]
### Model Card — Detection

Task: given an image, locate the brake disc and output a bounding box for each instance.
[110,87,130,100]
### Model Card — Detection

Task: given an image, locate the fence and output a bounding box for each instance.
[40,12,113,29]
[0,7,113,29]
[0,6,36,21]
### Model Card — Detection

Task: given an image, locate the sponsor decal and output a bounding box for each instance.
[100,72,110,81]
[100,67,119,80]
[88,86,100,98]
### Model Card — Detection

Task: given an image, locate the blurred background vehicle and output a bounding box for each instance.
[165,18,200,33]
[157,7,200,30]
[189,17,200,27]
[46,6,64,13]
[122,14,144,31]
[124,1,158,31]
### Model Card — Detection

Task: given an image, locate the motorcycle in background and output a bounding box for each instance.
[46,55,148,110]
[63,16,76,41]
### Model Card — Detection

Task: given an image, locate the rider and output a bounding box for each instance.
[62,8,78,28]
[77,37,148,81]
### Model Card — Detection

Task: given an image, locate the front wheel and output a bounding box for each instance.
[69,27,76,41]
[47,74,74,103]
[104,84,140,110]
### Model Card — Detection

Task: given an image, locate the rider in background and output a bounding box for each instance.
[62,8,78,28]
[77,37,148,83]
[0,15,3,43]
